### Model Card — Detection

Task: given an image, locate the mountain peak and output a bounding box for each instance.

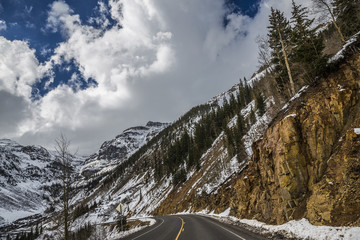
[146,121,168,127]
[0,139,19,146]
[81,121,169,177]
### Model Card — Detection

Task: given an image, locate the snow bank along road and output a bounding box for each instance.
[120,215,268,240]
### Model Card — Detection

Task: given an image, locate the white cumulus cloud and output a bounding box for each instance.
[0,0,314,154]
[0,37,42,99]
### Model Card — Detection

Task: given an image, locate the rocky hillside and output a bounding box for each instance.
[153,38,360,227]
[230,45,360,226]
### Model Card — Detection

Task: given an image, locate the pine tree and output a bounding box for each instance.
[229,93,237,114]
[35,223,39,236]
[268,7,295,96]
[312,0,345,43]
[237,79,245,108]
[256,94,266,117]
[291,0,327,80]
[333,0,360,39]
[154,153,163,180]
[225,126,235,157]
[237,113,246,136]
[180,131,190,157]
[243,80,252,104]
[194,124,206,152]
[29,227,34,240]
[193,146,201,170]
[249,107,256,124]
[235,139,247,163]
[188,137,195,167]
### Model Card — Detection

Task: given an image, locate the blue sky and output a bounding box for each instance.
[0,0,310,154]
[0,0,112,97]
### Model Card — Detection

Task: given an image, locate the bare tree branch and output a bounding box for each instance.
[55,133,73,240]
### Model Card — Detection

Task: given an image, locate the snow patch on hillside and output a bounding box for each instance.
[243,97,275,156]
[328,31,360,63]
[281,85,309,111]
[247,67,270,87]
[354,128,360,135]
[199,155,242,195]
[284,114,297,120]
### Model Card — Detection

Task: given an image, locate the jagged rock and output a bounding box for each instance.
[231,53,360,226]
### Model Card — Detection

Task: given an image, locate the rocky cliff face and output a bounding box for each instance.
[231,52,360,226]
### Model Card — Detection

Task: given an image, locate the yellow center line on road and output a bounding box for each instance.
[175,217,185,240]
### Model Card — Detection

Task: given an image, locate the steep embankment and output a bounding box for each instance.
[154,98,277,216]
[230,49,360,226]
[152,39,360,228]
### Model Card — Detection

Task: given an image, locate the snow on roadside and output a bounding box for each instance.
[196,211,360,240]
[238,218,360,240]
[103,217,157,240]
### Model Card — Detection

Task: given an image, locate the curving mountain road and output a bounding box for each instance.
[121,215,268,240]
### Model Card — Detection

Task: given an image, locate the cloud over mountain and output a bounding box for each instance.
[0,0,312,154]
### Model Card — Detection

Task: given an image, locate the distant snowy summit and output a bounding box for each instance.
[0,139,86,225]
[81,121,169,177]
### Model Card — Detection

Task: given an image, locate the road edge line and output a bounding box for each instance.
[203,216,246,240]
[132,217,164,240]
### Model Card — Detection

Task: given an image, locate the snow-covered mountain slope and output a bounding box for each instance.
[80,121,169,177]
[0,62,282,239]
[36,94,277,238]
[0,139,85,226]
[0,121,168,228]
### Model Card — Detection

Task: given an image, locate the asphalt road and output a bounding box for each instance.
[121,215,268,240]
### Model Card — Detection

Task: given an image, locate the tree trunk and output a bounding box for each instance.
[274,47,291,96]
[321,0,346,43]
[278,29,295,95]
